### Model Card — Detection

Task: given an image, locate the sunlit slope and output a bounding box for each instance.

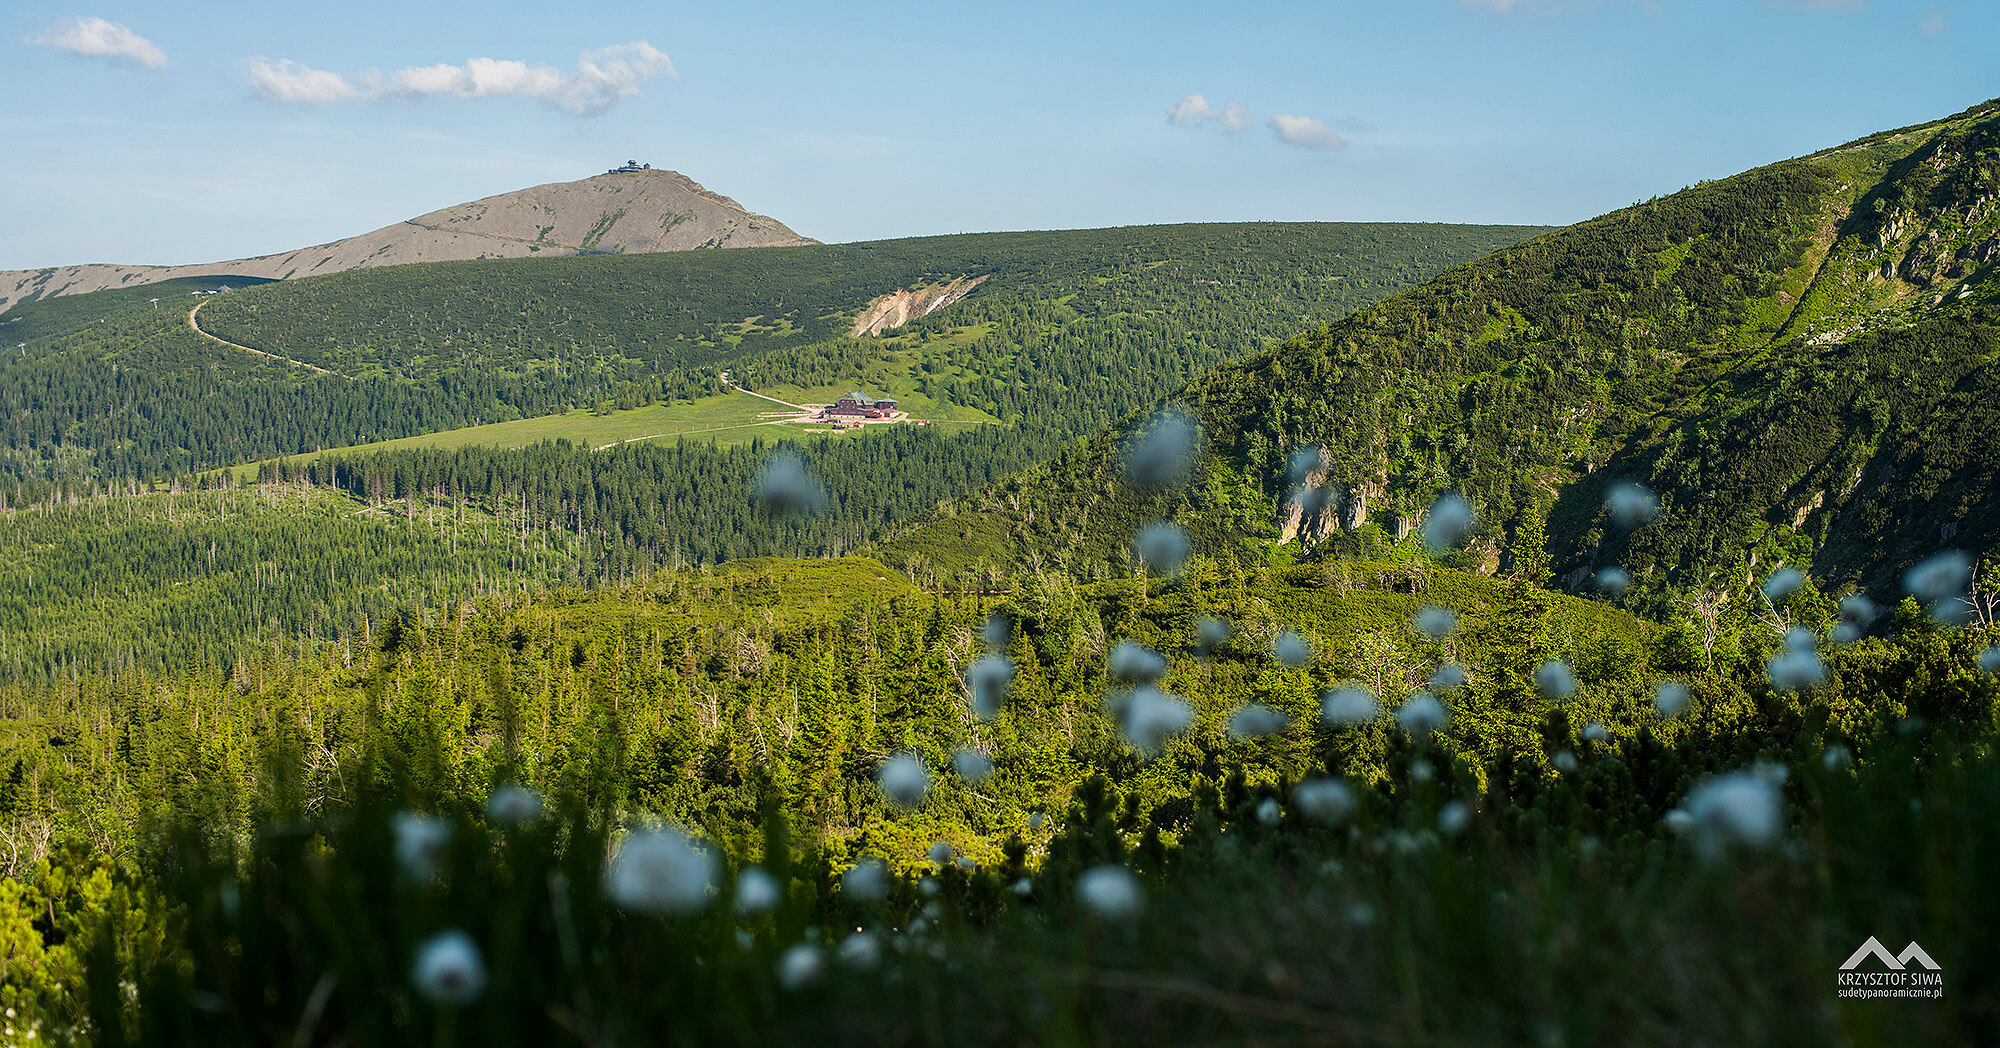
[0,222,1540,492]
[879,98,2000,605]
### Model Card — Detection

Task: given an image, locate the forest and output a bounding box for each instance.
[0,103,1996,1046]
[0,222,1537,496]
[880,99,2000,616]
[0,484,1992,1044]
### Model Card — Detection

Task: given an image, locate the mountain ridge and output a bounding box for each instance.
[875,97,2000,609]
[0,168,816,314]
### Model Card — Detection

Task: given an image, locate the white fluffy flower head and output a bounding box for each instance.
[411,930,486,1006]
[1077,865,1145,921]
[1397,692,1448,735]
[485,784,544,827]
[1320,686,1377,726]
[1227,703,1290,739]
[605,827,717,914]
[878,751,930,807]
[735,867,781,915]
[1294,779,1356,823]
[1534,659,1577,700]
[1677,771,1782,859]
[392,812,452,881]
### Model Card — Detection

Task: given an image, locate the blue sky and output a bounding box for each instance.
[3,0,1994,269]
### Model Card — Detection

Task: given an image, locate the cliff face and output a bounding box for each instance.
[851,275,989,336]
[0,169,817,313]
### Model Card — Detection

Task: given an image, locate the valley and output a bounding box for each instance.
[0,93,1995,1048]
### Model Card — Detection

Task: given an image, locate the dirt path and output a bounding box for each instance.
[717,372,811,412]
[188,300,340,376]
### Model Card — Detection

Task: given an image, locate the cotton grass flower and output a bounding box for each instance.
[1431,663,1468,691]
[605,827,718,914]
[755,451,823,514]
[1294,779,1356,824]
[1296,483,1340,519]
[1272,629,1313,668]
[410,930,485,1006]
[1761,567,1805,605]
[1674,772,1782,859]
[1076,866,1144,921]
[1256,797,1281,825]
[1108,641,1167,683]
[1822,745,1853,772]
[1321,685,1377,725]
[1413,605,1459,640]
[1286,445,1327,486]
[777,943,825,990]
[1604,483,1660,528]
[842,859,889,903]
[1766,647,1826,692]
[951,748,993,784]
[735,867,782,916]
[1832,595,1879,645]
[1133,522,1190,575]
[877,752,930,807]
[926,840,954,866]
[1553,750,1578,774]
[1194,615,1231,657]
[1124,410,1201,488]
[1581,722,1610,744]
[1227,703,1290,739]
[1905,550,1972,603]
[1534,659,1577,700]
[968,655,1013,718]
[392,812,451,882]
[835,931,881,970]
[1438,800,1472,836]
[1397,692,1447,735]
[1981,646,2000,675]
[1595,567,1631,597]
[1121,686,1194,752]
[485,784,544,827]
[980,614,1012,653]
[1654,680,1691,718]
[1421,494,1476,552]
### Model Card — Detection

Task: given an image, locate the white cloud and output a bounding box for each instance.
[247,58,364,104]
[1267,114,1347,151]
[247,41,676,117]
[1167,94,1217,127]
[27,16,166,70]
[1168,94,1255,134]
[1917,2,1953,33]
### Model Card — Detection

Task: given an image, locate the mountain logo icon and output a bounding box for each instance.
[1840,936,1940,971]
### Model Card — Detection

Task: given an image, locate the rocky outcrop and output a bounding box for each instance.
[851,275,989,336]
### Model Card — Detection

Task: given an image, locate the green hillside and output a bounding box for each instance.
[0,222,1538,498]
[7,103,2000,1047]
[880,98,2000,614]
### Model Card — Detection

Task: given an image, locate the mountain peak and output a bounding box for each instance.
[0,168,817,313]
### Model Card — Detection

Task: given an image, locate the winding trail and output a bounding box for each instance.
[717,370,810,411]
[188,300,340,376]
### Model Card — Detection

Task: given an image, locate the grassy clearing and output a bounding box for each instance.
[219,390,968,481]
